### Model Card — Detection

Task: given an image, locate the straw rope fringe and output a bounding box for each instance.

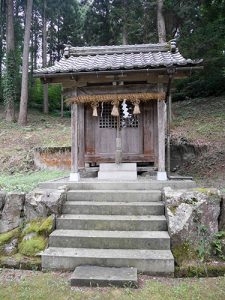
[65,92,165,105]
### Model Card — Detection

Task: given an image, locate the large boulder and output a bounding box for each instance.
[0,193,25,233]
[163,187,221,264]
[24,187,66,221]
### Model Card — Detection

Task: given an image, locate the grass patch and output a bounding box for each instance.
[0,170,69,192]
[0,272,225,300]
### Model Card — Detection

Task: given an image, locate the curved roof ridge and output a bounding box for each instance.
[64,42,172,58]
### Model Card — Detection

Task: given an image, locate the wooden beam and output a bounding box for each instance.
[77,84,159,96]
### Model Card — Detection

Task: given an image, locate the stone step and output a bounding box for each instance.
[98,162,137,181]
[70,266,138,287]
[63,201,165,215]
[49,230,170,250]
[56,214,167,231]
[67,190,162,202]
[67,180,196,191]
[42,247,174,275]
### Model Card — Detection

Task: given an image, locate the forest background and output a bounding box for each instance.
[0,0,225,125]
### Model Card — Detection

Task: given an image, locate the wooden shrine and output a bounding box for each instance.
[34,41,202,181]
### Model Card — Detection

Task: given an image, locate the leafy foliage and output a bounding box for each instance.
[29,79,62,112]
[212,231,225,260]
[2,50,17,109]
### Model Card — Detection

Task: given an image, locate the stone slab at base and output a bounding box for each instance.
[70,265,138,287]
[98,163,137,181]
[69,173,80,182]
[157,171,167,181]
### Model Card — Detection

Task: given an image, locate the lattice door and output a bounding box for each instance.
[99,102,139,129]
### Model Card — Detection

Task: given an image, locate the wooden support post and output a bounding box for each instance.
[78,103,85,169]
[157,82,167,180]
[166,94,171,174]
[70,88,80,181]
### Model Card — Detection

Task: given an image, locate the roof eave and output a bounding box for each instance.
[34,65,204,79]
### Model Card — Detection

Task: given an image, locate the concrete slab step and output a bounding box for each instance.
[67,190,162,202]
[41,247,174,275]
[67,180,196,191]
[70,266,138,287]
[63,201,164,215]
[49,230,170,250]
[56,214,167,231]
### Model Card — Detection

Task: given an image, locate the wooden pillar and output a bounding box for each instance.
[157,82,167,180]
[78,103,85,169]
[70,87,80,181]
[166,94,172,174]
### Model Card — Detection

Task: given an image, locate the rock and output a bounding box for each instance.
[24,189,66,221]
[24,191,48,221]
[4,238,18,255]
[0,193,25,233]
[219,193,225,231]
[41,190,66,215]
[0,192,6,211]
[163,187,221,263]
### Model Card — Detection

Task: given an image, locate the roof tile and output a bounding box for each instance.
[34,43,202,76]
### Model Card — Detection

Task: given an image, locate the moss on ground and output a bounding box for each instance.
[172,242,197,266]
[0,217,53,262]
[175,261,225,277]
[0,254,41,270]
[39,216,55,235]
[22,216,55,236]
[18,236,47,256]
[0,228,20,246]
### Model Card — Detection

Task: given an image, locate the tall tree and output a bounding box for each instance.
[5,0,16,122]
[0,0,4,103]
[122,0,128,44]
[42,0,48,114]
[157,0,166,42]
[18,0,33,125]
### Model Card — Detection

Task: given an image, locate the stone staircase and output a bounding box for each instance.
[41,182,174,276]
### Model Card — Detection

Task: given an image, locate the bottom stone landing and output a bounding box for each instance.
[41,181,175,285]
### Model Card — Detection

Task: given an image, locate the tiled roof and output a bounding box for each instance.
[34,42,202,76]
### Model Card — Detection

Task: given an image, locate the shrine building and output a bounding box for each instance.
[34,41,202,181]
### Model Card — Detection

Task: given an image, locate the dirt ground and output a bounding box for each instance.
[0,107,71,174]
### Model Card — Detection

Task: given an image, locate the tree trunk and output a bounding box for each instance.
[5,0,15,122]
[0,0,4,101]
[157,0,166,43]
[18,0,33,126]
[122,0,128,45]
[42,0,48,114]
